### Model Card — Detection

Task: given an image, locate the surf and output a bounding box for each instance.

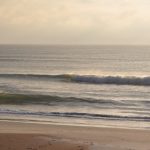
[1,73,150,86]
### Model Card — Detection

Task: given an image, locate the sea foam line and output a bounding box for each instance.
[0,109,150,122]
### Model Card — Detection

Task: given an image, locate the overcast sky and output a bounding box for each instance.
[0,0,150,45]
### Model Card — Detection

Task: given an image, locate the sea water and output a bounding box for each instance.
[0,45,150,129]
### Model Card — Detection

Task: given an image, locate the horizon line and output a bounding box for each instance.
[0,43,150,46]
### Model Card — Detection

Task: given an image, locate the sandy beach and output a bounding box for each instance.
[0,121,150,150]
[1,0,150,149]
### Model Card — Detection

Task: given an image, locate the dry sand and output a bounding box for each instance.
[0,121,150,150]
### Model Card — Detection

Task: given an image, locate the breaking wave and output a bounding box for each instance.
[0,73,150,86]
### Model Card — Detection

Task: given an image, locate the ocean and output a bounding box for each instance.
[0,45,150,129]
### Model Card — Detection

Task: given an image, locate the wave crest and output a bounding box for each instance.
[70,75,150,86]
[0,93,124,106]
[0,73,150,86]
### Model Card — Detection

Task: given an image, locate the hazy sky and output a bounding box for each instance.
[0,0,150,45]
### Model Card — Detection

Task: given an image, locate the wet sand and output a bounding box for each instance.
[0,121,150,150]
[0,133,88,150]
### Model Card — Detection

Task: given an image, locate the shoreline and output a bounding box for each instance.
[0,118,149,131]
[0,121,150,150]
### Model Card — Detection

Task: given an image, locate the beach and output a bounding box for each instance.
[1,0,150,149]
[0,45,150,149]
[0,121,150,150]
